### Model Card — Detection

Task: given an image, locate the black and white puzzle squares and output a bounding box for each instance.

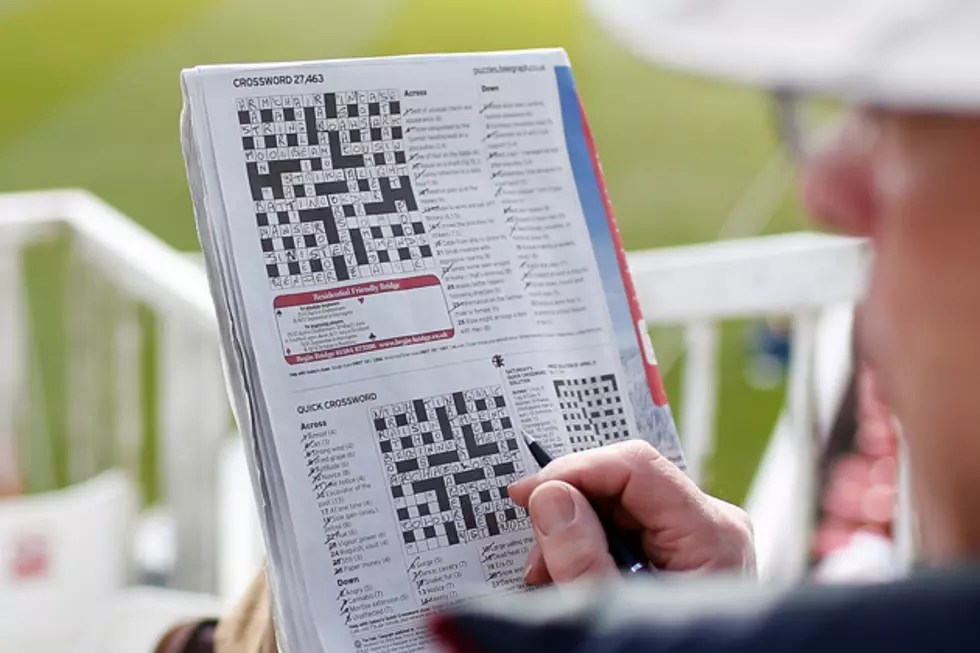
[372,386,529,555]
[554,373,631,453]
[237,89,435,290]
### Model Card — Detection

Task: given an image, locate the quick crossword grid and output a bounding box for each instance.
[553,373,630,453]
[237,89,436,290]
[372,386,529,555]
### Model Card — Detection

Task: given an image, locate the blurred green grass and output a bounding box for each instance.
[0,0,804,503]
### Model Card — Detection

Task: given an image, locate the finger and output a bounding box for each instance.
[515,482,635,529]
[522,542,551,586]
[508,478,534,508]
[508,440,669,505]
[522,487,643,535]
[511,440,709,534]
[638,496,756,574]
[527,481,617,584]
[611,502,643,531]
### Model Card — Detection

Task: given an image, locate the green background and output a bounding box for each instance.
[0,0,806,503]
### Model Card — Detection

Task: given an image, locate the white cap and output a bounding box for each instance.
[587,0,980,111]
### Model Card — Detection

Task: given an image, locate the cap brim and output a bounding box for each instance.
[587,0,980,111]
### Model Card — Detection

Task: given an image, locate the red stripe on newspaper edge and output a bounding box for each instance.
[576,98,668,406]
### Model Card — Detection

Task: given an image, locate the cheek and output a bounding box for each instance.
[862,147,980,430]
[857,239,908,408]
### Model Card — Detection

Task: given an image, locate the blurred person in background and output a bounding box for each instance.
[160,2,980,651]
[744,317,792,390]
[810,356,901,582]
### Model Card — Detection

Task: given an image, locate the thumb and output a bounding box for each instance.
[527,481,617,584]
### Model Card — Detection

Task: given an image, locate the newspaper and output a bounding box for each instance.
[180,48,684,653]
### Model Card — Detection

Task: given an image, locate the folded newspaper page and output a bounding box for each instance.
[181,48,684,653]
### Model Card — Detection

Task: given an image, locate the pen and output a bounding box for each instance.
[520,431,654,576]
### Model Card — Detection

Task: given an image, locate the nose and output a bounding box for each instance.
[798,113,878,237]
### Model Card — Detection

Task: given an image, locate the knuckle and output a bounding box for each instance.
[738,508,755,540]
[725,503,754,541]
[710,501,756,572]
[618,439,661,464]
[729,511,754,549]
[620,439,663,473]
[564,439,657,467]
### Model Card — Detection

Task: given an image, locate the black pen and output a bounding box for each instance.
[520,431,654,576]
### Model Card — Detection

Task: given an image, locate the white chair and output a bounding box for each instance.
[0,470,136,651]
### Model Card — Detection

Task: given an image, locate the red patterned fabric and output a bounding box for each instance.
[812,364,899,561]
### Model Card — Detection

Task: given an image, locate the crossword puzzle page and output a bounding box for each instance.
[182,49,684,653]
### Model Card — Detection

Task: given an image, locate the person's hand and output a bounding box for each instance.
[508,440,755,585]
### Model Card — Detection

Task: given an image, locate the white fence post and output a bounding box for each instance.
[679,320,720,486]
[784,310,819,581]
[158,315,228,593]
[65,245,100,485]
[24,329,55,493]
[114,297,144,483]
[894,423,917,571]
[0,235,25,496]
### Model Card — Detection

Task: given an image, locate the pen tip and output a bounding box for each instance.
[520,430,535,444]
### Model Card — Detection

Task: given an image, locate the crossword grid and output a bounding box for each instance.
[372,386,529,554]
[554,374,630,453]
[237,89,435,290]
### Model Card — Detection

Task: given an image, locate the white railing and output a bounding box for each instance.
[0,189,229,594]
[630,233,884,581]
[0,189,904,601]
[631,233,870,486]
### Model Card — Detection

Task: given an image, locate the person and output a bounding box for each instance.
[743,317,793,390]
[508,68,980,593]
[429,2,980,651]
[164,3,980,650]
[810,359,900,581]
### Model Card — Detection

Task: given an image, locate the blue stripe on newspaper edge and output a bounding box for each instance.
[554,65,636,351]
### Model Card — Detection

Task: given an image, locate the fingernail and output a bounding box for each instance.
[523,563,533,582]
[530,484,576,536]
